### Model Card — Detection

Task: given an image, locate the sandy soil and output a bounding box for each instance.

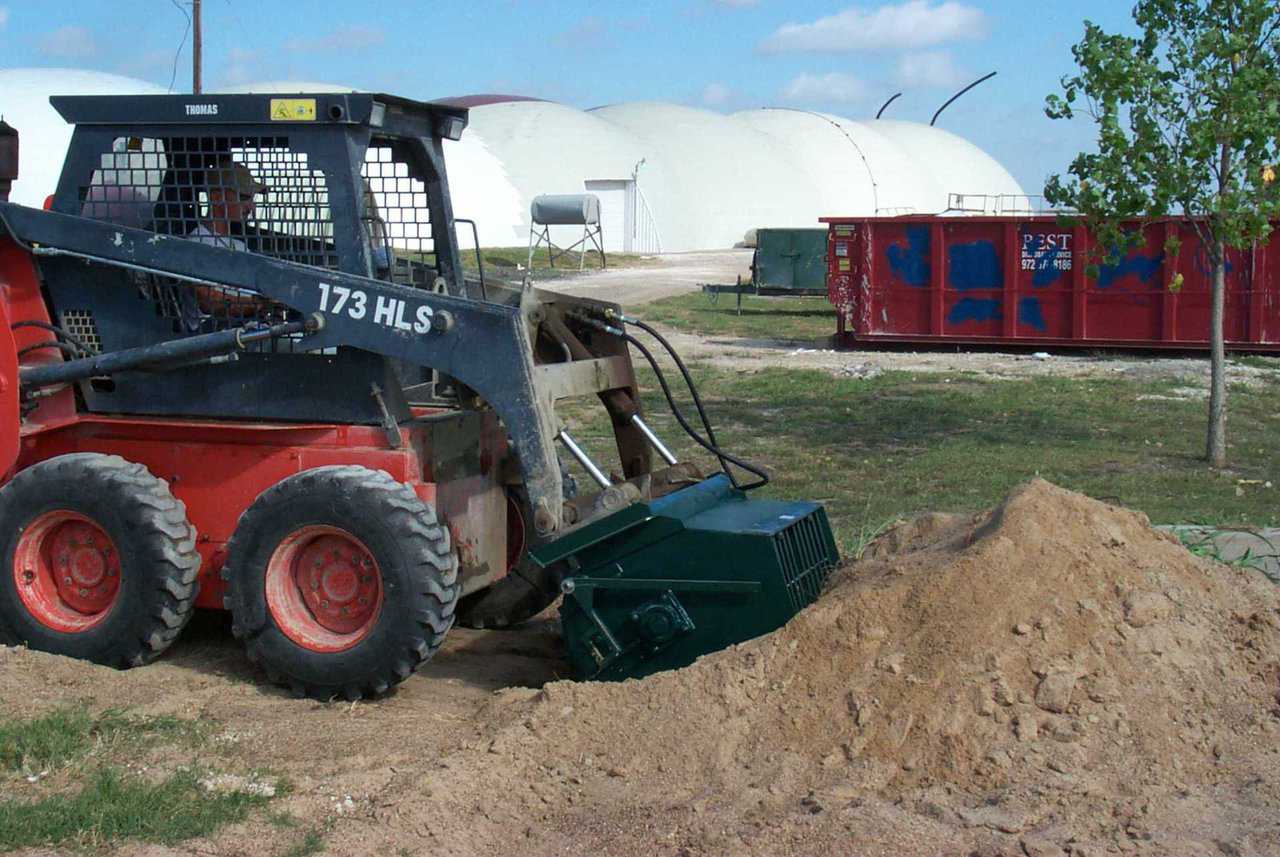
[4,481,1279,857]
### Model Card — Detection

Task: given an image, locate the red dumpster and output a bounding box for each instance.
[823,215,1280,351]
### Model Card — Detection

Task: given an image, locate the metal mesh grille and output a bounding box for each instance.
[80,135,336,267]
[362,142,437,287]
[59,310,102,355]
[78,136,322,342]
[772,510,838,613]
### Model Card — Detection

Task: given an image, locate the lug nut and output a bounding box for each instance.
[320,600,329,608]
[64,576,73,585]
[78,588,88,597]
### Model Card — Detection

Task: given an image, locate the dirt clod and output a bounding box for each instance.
[1035,672,1077,713]
[1124,591,1172,628]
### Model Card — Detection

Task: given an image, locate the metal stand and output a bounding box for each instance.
[527,222,605,271]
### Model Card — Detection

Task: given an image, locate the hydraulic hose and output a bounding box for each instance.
[619,315,723,452]
[619,329,768,489]
[18,341,85,360]
[573,311,768,490]
[11,320,94,357]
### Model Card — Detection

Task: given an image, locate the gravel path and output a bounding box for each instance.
[539,248,752,304]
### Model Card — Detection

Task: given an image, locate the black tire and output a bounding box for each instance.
[222,465,459,700]
[455,458,577,630]
[0,453,201,667]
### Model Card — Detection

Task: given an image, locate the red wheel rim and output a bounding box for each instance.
[264,525,383,653]
[14,511,122,633]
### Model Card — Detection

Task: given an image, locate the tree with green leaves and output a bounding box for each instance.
[1045,0,1280,468]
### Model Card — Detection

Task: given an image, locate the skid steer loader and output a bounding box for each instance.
[0,92,838,698]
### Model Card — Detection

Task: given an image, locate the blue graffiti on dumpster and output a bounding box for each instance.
[947,240,1004,326]
[886,225,930,287]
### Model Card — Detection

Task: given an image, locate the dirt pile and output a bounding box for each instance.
[411,479,1280,856]
[1,480,1278,856]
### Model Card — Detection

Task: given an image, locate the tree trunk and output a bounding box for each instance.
[1206,243,1227,468]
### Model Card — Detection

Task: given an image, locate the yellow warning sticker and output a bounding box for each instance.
[838,259,851,271]
[270,98,317,121]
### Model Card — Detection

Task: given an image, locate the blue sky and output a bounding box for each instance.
[0,1,1137,196]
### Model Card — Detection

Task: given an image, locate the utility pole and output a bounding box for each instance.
[192,0,203,94]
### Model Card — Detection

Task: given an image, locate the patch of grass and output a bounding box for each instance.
[460,245,657,279]
[849,510,902,561]
[266,809,301,829]
[1176,530,1255,566]
[633,292,835,342]
[0,709,271,850]
[560,364,1280,557]
[0,708,94,774]
[0,707,206,775]
[1171,527,1280,582]
[0,767,269,850]
[1232,354,1280,371]
[281,825,329,857]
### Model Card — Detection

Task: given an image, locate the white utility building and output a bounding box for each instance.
[0,68,1025,253]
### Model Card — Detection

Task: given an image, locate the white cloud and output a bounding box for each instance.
[759,1,986,54]
[895,50,967,88]
[701,82,732,106]
[554,17,609,49]
[0,8,10,28]
[39,25,98,60]
[115,49,179,83]
[781,72,867,104]
[285,25,385,53]
[222,47,264,86]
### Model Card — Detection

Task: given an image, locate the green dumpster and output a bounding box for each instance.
[751,228,829,295]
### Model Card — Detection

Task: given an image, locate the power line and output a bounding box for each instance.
[167,0,192,94]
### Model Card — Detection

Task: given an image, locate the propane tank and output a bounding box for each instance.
[0,119,17,203]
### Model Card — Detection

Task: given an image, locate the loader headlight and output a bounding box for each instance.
[434,114,465,141]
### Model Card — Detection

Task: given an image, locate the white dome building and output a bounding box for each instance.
[1,68,1024,253]
[448,99,647,250]
[585,102,819,253]
[0,68,165,207]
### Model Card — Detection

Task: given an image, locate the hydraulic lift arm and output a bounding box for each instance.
[0,201,620,537]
